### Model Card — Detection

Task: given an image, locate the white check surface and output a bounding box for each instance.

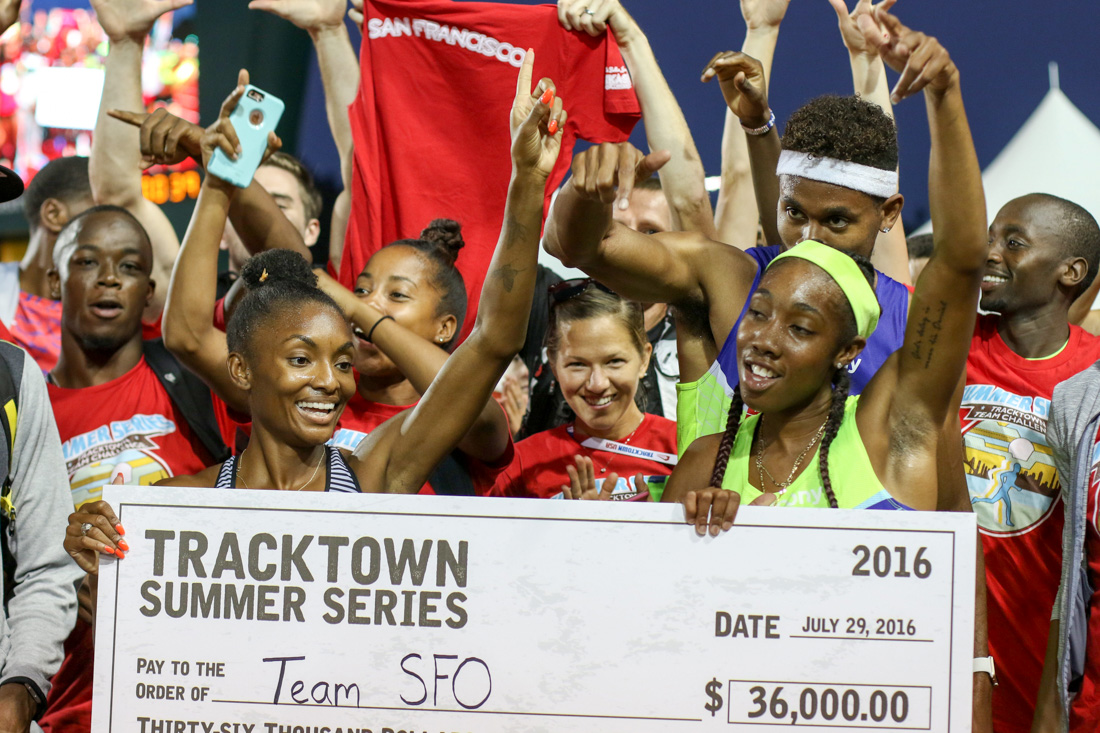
[92,486,976,732]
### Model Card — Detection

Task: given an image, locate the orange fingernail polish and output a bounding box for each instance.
[115,524,126,536]
[102,546,116,556]
[117,539,130,552]
[540,88,555,105]
[548,119,559,135]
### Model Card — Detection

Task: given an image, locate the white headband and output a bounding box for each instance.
[776,150,898,199]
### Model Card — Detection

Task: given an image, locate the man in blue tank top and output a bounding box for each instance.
[544,55,910,446]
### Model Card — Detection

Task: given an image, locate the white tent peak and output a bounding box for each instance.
[915,77,1100,235]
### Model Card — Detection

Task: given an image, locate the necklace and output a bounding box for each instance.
[577,411,645,474]
[754,417,828,493]
[238,447,325,491]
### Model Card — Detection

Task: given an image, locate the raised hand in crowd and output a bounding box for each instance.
[200,71,284,173]
[825,0,911,284]
[858,6,958,103]
[246,0,346,33]
[569,142,670,213]
[348,0,363,34]
[90,0,194,323]
[557,0,619,36]
[91,0,191,42]
[740,0,791,35]
[709,0,790,251]
[829,0,896,61]
[248,0,358,269]
[108,107,204,169]
[702,51,769,130]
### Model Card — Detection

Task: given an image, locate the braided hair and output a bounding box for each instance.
[817,369,851,508]
[708,386,745,489]
[707,252,875,506]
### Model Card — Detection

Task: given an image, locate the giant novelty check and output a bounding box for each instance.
[92,487,976,733]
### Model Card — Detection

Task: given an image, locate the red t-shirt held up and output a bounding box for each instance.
[961,316,1100,733]
[343,0,641,338]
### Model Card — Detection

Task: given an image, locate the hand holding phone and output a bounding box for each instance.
[205,71,285,188]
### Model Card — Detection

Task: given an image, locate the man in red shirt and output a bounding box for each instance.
[39,205,233,730]
[0,158,95,372]
[960,193,1100,731]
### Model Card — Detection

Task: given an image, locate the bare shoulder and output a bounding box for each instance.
[662,432,724,504]
[156,463,223,488]
[348,412,408,493]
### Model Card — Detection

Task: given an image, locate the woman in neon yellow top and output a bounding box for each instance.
[662,9,988,534]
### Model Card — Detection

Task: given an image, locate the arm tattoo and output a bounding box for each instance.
[908,300,948,369]
[503,214,529,249]
[490,264,525,293]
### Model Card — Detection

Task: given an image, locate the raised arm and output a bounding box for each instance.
[865,12,986,428]
[89,0,192,321]
[713,0,789,249]
[155,75,282,413]
[829,0,911,285]
[248,0,359,271]
[357,52,561,493]
[559,0,714,236]
[703,51,782,247]
[544,143,757,346]
[316,272,511,462]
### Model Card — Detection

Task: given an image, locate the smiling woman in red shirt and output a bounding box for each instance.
[490,280,677,501]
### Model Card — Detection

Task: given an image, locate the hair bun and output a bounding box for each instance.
[420,218,464,266]
[240,249,318,290]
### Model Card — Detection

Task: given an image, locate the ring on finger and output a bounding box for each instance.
[80,522,94,536]
[584,7,595,14]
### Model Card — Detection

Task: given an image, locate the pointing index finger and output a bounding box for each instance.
[108,109,149,127]
[515,48,534,98]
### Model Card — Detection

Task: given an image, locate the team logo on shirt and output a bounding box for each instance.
[62,414,176,508]
[960,385,1059,537]
[367,16,527,68]
[605,65,632,91]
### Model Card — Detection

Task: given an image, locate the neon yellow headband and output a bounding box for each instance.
[768,240,880,340]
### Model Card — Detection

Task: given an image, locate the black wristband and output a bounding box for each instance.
[365,315,394,342]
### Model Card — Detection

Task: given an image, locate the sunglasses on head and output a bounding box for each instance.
[548,278,616,306]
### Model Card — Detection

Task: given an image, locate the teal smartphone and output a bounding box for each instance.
[207,84,285,188]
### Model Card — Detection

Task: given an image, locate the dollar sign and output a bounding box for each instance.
[704,678,723,716]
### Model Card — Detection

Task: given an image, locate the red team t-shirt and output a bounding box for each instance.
[40,358,237,730]
[47,357,236,508]
[343,0,640,337]
[961,316,1100,732]
[10,291,62,372]
[492,413,677,499]
[332,392,511,495]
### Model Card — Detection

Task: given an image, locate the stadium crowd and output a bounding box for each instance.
[1,0,1099,730]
